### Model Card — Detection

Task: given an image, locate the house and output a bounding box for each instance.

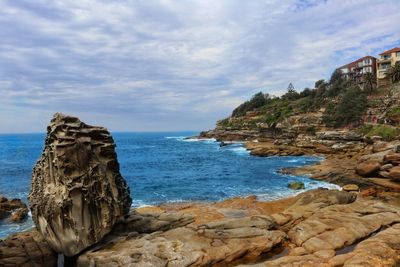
[377,47,400,87]
[338,56,377,87]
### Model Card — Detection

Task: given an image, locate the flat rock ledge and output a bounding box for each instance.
[0,230,57,267]
[2,189,400,266]
[76,189,400,266]
[28,113,132,257]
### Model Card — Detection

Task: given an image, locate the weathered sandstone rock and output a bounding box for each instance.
[334,223,400,266]
[315,131,362,141]
[0,196,28,223]
[342,184,359,192]
[72,189,400,267]
[355,161,381,177]
[28,113,132,257]
[78,210,285,267]
[384,152,400,164]
[287,200,400,253]
[388,166,400,182]
[381,163,393,170]
[239,198,400,267]
[360,150,389,164]
[0,230,57,267]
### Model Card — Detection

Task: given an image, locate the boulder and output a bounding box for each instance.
[384,152,400,164]
[372,141,393,153]
[380,163,393,171]
[0,196,28,222]
[0,230,57,267]
[388,166,400,182]
[342,184,359,192]
[355,161,381,177]
[287,181,305,190]
[28,113,132,257]
[379,171,391,178]
[359,151,388,164]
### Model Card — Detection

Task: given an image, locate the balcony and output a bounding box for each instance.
[378,57,391,63]
[378,64,390,70]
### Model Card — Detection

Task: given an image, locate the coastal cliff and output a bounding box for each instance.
[198,83,400,197]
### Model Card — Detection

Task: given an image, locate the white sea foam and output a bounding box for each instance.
[227,146,250,155]
[165,136,186,140]
[131,199,152,208]
[255,180,341,202]
[165,136,217,143]
[183,138,216,143]
[286,158,303,163]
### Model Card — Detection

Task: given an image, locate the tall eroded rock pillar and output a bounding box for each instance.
[29,113,132,257]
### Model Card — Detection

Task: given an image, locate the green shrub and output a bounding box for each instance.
[322,86,367,127]
[357,124,400,140]
[387,106,400,117]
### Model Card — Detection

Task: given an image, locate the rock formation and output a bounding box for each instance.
[0,196,28,223]
[28,113,132,257]
[74,189,400,266]
[3,188,400,266]
[0,230,57,267]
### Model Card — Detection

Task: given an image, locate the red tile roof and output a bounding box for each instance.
[338,56,376,69]
[379,47,400,55]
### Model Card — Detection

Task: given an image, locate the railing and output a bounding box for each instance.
[379,57,391,61]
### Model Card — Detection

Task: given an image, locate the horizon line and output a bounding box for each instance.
[0,130,205,135]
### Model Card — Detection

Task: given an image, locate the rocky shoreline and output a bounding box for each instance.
[1,115,400,266]
[199,129,400,202]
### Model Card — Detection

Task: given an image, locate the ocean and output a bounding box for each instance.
[0,132,338,238]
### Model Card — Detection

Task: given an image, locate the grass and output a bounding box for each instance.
[357,124,400,141]
[387,106,400,117]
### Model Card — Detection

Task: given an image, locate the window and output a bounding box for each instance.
[397,52,400,57]
[364,59,370,64]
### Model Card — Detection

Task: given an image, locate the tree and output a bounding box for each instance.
[231,92,267,117]
[333,86,368,127]
[322,101,336,127]
[282,83,299,100]
[327,69,345,97]
[387,62,400,84]
[315,79,327,89]
[363,72,377,94]
[322,86,367,127]
[329,69,344,85]
[299,88,312,98]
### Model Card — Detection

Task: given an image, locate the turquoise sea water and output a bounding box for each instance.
[0,132,338,238]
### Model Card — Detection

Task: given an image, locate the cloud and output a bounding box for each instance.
[0,0,399,132]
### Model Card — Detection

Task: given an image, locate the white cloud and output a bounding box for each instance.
[0,0,399,132]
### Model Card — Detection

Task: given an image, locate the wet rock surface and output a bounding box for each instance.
[28,113,132,257]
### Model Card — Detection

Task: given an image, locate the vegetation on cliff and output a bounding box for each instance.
[322,86,368,127]
[217,70,400,135]
[356,124,400,141]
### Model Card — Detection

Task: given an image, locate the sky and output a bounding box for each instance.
[0,0,399,133]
